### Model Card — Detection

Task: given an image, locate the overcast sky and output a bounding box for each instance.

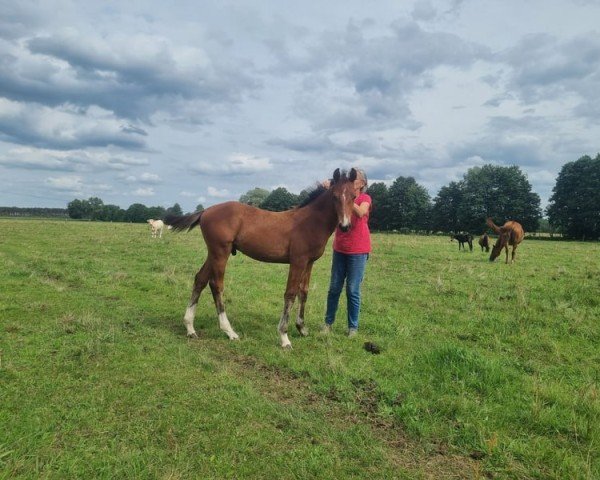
[1,0,599,211]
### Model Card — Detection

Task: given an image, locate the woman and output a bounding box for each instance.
[322,168,372,337]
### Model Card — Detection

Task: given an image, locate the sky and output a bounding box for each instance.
[1,0,599,211]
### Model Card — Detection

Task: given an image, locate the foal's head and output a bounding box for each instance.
[489,232,508,262]
[330,168,358,232]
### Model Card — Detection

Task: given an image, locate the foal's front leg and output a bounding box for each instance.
[278,295,296,349]
[295,262,314,337]
[278,264,303,348]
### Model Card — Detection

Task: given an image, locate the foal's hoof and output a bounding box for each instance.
[298,327,309,337]
[227,332,240,340]
[281,343,293,350]
[187,332,198,339]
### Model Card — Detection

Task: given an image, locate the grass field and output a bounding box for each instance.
[1,219,599,479]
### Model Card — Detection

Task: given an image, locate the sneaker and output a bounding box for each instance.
[347,328,358,338]
[321,324,332,334]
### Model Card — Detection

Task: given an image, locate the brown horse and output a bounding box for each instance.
[486,218,524,263]
[450,233,473,251]
[165,168,358,348]
[478,233,490,252]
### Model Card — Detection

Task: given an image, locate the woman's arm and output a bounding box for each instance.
[353,202,370,218]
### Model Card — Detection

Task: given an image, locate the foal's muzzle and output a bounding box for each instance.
[339,223,351,233]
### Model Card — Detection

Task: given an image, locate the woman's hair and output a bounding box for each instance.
[355,168,368,192]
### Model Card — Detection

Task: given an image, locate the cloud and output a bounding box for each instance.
[133,187,155,196]
[139,172,161,183]
[0,146,149,171]
[44,174,112,196]
[501,33,600,116]
[411,1,438,22]
[0,99,147,150]
[45,175,84,191]
[192,153,273,175]
[268,19,489,133]
[207,186,229,198]
[0,26,261,123]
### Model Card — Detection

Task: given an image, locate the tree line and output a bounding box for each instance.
[60,156,599,240]
[0,207,67,217]
[239,158,600,240]
[239,164,543,235]
[66,197,199,223]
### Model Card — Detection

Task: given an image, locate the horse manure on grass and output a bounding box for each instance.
[363,341,381,354]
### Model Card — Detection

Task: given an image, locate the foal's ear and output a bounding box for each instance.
[349,168,357,182]
[332,168,341,184]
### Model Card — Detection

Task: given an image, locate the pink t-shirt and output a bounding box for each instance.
[333,193,372,254]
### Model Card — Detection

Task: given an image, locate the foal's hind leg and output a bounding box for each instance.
[511,245,518,264]
[208,252,239,340]
[184,262,210,338]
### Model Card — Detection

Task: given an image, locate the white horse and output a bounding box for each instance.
[147,219,165,238]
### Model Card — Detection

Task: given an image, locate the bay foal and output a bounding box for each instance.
[165,168,358,348]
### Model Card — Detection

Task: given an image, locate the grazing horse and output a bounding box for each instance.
[478,233,490,252]
[450,233,473,252]
[486,218,524,263]
[147,219,165,238]
[165,168,358,349]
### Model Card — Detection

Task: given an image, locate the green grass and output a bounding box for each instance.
[1,219,598,479]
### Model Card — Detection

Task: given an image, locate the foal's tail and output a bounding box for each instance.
[164,211,203,232]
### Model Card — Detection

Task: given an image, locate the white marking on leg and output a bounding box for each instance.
[278,312,293,348]
[219,312,239,340]
[184,305,197,337]
[280,332,292,349]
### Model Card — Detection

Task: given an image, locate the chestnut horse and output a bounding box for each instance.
[165,168,358,348]
[486,218,524,263]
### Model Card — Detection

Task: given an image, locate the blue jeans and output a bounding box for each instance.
[325,251,368,330]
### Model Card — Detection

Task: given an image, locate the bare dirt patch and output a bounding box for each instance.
[211,347,483,479]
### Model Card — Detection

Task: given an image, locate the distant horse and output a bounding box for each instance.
[165,168,358,349]
[450,233,473,252]
[147,219,164,238]
[486,218,524,263]
[478,233,490,252]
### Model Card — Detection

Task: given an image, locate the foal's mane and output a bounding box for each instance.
[297,184,328,208]
[297,169,354,209]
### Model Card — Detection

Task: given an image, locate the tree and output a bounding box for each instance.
[87,197,105,221]
[239,187,270,206]
[387,176,432,231]
[431,181,464,232]
[98,204,125,222]
[458,165,541,233]
[125,203,150,223]
[166,203,182,216]
[366,182,392,231]
[195,204,205,213]
[297,188,311,206]
[67,199,87,219]
[547,154,600,239]
[260,187,298,211]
